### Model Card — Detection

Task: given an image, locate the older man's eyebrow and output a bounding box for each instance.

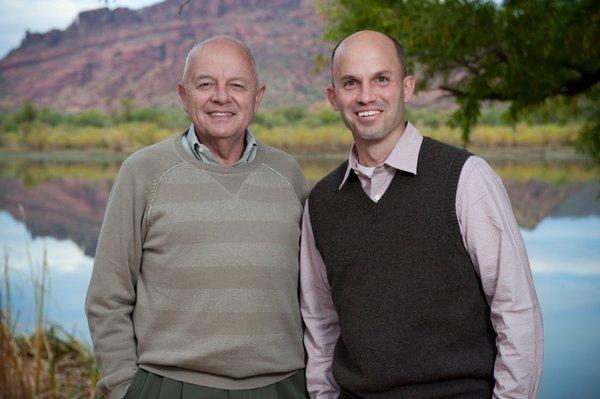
[227,77,251,83]
[191,75,251,83]
[191,75,214,83]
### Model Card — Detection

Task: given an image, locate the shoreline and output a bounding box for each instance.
[0,147,591,163]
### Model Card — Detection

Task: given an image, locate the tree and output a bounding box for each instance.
[321,0,600,160]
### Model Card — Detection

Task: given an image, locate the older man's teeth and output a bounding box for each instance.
[358,110,381,117]
[210,112,234,116]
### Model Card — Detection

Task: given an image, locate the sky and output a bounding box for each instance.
[0,0,161,58]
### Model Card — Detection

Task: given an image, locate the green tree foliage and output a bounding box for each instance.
[321,0,599,160]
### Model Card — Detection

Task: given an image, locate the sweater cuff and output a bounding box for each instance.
[108,379,132,399]
[97,367,137,399]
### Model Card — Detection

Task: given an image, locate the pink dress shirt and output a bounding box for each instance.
[300,122,544,399]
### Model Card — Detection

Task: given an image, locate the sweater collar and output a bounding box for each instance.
[184,123,258,166]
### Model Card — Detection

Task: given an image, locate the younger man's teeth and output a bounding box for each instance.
[358,110,380,117]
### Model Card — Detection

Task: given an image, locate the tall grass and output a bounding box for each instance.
[0,206,99,399]
[0,103,584,154]
[253,122,580,153]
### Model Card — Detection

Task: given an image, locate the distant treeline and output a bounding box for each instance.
[0,101,582,153]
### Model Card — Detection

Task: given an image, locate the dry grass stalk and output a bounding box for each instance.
[0,229,100,398]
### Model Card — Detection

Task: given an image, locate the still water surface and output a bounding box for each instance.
[0,157,598,398]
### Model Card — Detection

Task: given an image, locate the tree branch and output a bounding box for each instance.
[557,69,600,97]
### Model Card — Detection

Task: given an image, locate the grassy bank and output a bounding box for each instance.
[0,103,583,155]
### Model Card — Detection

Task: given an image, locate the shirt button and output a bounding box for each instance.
[374,194,381,201]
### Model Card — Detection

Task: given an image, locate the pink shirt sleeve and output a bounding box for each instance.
[457,156,544,399]
[300,200,341,399]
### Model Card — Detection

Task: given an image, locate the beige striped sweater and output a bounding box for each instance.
[85,134,309,399]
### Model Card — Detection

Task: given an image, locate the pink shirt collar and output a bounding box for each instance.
[339,121,423,189]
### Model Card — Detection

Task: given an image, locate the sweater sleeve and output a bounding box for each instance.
[85,156,149,398]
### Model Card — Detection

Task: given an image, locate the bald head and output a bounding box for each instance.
[331,30,407,85]
[182,36,260,87]
[325,29,415,162]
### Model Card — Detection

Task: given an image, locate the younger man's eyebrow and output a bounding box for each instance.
[373,70,392,77]
[339,74,357,82]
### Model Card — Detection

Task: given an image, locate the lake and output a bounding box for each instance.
[0,155,599,398]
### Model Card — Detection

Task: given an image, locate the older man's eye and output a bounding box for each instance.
[231,83,246,90]
[197,82,212,89]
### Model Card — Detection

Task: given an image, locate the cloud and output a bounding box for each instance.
[523,216,600,275]
[0,211,93,275]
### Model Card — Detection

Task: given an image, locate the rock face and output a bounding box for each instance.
[0,0,329,111]
[0,177,111,257]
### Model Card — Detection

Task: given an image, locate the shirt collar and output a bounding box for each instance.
[185,123,258,166]
[339,121,423,189]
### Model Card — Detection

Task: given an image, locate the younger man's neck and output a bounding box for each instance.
[354,123,406,167]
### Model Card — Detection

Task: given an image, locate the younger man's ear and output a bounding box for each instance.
[326,85,339,111]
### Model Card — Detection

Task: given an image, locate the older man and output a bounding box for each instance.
[86,37,309,399]
[300,30,543,398]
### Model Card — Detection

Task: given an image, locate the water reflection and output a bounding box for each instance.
[0,211,94,343]
[0,158,598,260]
[0,158,599,398]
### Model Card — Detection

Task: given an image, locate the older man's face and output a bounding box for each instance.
[327,32,414,147]
[178,40,264,144]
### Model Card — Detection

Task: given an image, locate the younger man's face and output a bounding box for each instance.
[327,32,414,147]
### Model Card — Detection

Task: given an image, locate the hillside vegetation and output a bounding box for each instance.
[0,102,582,154]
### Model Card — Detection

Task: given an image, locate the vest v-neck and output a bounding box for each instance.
[340,170,404,218]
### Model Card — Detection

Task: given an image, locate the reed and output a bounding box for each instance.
[0,207,100,399]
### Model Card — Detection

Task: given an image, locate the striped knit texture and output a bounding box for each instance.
[87,134,308,396]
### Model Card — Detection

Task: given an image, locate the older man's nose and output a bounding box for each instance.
[212,82,231,103]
